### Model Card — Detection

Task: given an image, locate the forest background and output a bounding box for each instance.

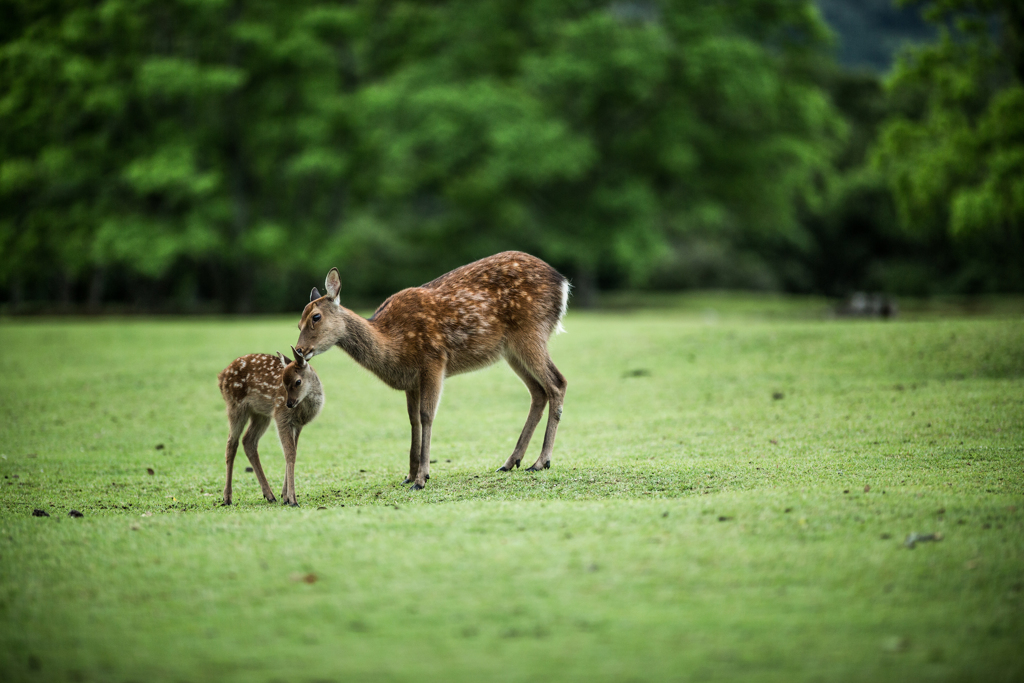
[1,0,1021,313]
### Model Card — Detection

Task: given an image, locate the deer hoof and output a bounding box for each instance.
[496,465,511,472]
[411,483,425,491]
[402,477,413,485]
[526,462,550,472]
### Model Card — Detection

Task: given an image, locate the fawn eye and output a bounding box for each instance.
[295,379,302,387]
[312,313,321,323]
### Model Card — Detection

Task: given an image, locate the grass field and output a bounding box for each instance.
[1,300,1022,682]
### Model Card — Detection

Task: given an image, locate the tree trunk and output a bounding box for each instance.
[87,267,105,313]
[58,270,73,310]
[572,266,598,309]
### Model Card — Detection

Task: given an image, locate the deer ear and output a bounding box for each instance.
[278,351,292,366]
[310,287,321,302]
[290,346,307,368]
[325,267,341,303]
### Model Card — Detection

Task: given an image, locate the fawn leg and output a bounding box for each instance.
[278,418,300,506]
[242,414,277,503]
[222,409,247,505]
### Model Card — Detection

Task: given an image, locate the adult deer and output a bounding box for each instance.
[294,251,569,489]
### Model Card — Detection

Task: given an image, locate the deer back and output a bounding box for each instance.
[296,252,569,381]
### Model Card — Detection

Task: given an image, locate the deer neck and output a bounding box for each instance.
[335,307,395,371]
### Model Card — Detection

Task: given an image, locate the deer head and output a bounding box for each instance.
[280,345,315,409]
[296,267,344,358]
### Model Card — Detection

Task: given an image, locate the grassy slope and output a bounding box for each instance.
[0,306,1022,682]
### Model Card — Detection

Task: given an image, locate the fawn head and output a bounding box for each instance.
[279,346,315,409]
[295,267,343,358]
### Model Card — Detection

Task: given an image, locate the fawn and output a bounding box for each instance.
[294,251,568,490]
[218,346,324,506]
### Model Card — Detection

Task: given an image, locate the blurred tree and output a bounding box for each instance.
[345,1,846,303]
[1,0,354,310]
[0,0,847,309]
[871,0,1024,290]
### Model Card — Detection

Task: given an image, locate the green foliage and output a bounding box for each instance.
[0,0,846,306]
[873,0,1024,239]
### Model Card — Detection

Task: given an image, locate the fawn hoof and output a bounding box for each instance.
[221,500,231,506]
[411,483,425,491]
[402,477,412,485]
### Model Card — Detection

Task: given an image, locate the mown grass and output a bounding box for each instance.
[1,302,1022,682]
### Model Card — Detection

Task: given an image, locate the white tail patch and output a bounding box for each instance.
[555,279,571,335]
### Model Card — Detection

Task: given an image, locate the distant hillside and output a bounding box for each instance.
[816,0,935,71]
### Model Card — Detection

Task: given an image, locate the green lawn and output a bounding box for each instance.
[1,304,1022,682]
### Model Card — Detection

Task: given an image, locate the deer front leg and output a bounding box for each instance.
[402,388,422,485]
[278,419,300,507]
[411,368,444,490]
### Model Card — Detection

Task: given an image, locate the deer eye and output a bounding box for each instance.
[312,313,321,323]
[295,379,302,387]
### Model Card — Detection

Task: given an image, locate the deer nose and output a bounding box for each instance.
[294,346,305,356]
[286,399,296,409]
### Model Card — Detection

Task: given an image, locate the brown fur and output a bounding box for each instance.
[295,251,569,488]
[217,350,324,506]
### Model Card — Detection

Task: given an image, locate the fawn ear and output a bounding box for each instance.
[325,267,341,303]
[277,351,292,367]
[310,287,321,302]
[290,346,307,368]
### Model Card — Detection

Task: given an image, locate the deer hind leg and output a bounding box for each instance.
[241,413,277,503]
[411,366,444,490]
[498,355,548,472]
[402,388,422,485]
[222,408,248,505]
[525,355,567,472]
